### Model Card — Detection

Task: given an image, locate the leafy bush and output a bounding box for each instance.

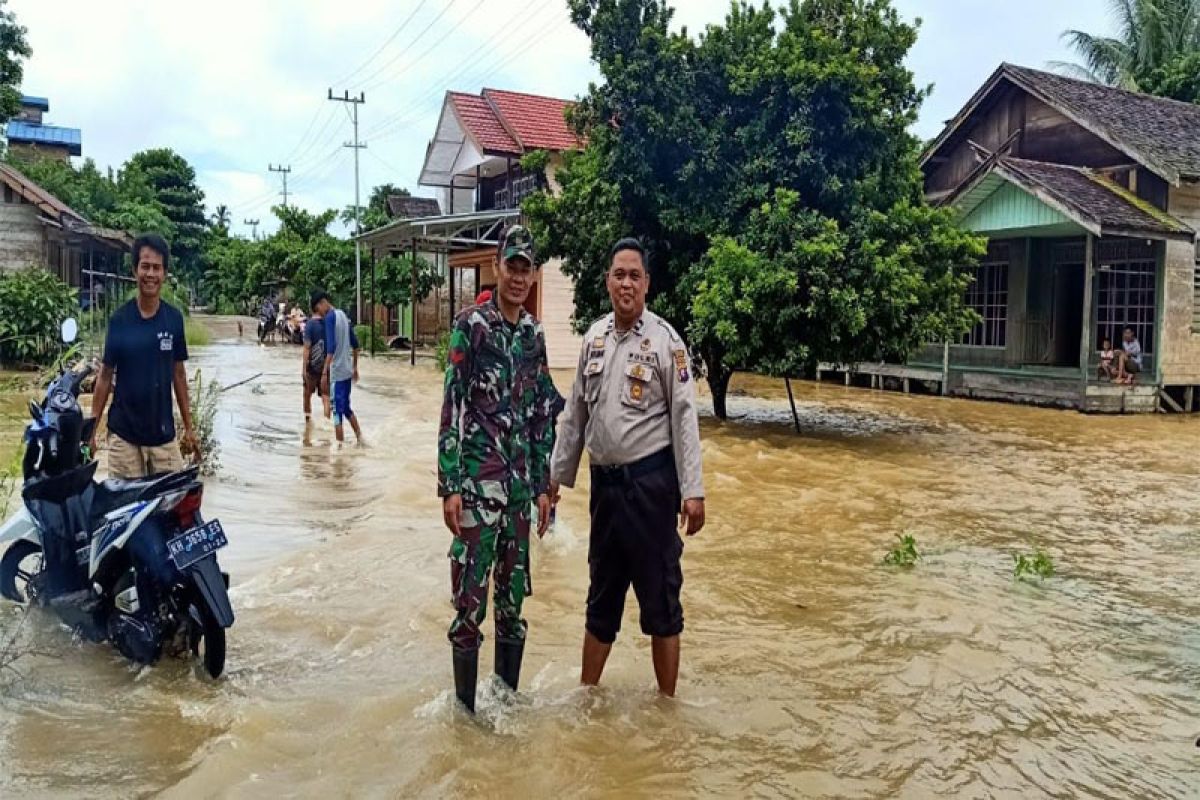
[435,330,451,373]
[1014,551,1055,581]
[354,323,386,354]
[883,534,920,568]
[0,268,78,367]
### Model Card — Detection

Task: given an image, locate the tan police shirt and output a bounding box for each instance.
[550,310,704,500]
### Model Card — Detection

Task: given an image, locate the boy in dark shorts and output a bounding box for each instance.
[302,307,330,420]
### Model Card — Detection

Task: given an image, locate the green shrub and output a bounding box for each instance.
[0,268,78,367]
[883,534,920,568]
[1014,550,1054,581]
[435,331,451,373]
[354,323,386,354]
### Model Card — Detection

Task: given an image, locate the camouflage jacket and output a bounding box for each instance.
[438,299,561,503]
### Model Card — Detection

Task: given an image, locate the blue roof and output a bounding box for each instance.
[19,95,49,110]
[6,120,82,157]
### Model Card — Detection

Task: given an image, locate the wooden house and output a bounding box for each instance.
[0,162,131,307]
[359,88,583,368]
[847,64,1200,413]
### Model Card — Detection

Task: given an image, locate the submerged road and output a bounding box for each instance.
[1,316,1198,798]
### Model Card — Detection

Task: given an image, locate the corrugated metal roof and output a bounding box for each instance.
[6,120,83,156]
[19,95,49,110]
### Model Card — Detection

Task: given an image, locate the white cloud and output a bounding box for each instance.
[12,0,1107,238]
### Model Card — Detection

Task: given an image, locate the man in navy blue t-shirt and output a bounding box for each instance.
[90,234,197,478]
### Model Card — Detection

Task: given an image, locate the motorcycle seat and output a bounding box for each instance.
[94,466,201,517]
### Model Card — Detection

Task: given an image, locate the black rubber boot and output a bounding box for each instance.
[452,647,478,713]
[495,638,525,692]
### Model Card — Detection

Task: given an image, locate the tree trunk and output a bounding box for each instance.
[700,345,734,419]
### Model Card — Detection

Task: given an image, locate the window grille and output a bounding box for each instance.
[963,242,1009,347]
[1095,239,1156,355]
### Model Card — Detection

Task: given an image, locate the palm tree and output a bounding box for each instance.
[1057,0,1200,89]
[210,204,231,230]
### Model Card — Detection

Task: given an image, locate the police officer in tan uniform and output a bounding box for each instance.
[550,237,705,698]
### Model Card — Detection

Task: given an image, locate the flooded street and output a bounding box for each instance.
[2,318,1199,798]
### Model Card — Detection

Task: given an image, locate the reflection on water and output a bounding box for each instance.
[1,316,1198,798]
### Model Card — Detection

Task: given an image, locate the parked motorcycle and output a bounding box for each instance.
[0,319,234,678]
[257,307,277,343]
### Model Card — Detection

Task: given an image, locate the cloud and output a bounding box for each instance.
[12,0,1104,238]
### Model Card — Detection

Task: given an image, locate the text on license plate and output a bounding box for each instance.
[166,519,227,568]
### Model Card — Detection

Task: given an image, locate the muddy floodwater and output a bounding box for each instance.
[1,317,1199,799]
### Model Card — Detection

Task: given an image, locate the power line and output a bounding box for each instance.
[366,5,568,140]
[355,0,463,90]
[332,0,432,87]
[361,0,492,95]
[362,0,562,137]
[243,218,260,240]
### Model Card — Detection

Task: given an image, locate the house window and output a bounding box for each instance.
[1191,241,1199,331]
[963,242,1009,347]
[1096,239,1156,355]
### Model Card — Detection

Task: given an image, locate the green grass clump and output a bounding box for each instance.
[883,534,920,568]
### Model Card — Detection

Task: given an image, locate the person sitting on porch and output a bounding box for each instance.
[1114,327,1142,385]
[1098,338,1116,381]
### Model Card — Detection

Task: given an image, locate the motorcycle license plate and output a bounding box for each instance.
[166,519,227,570]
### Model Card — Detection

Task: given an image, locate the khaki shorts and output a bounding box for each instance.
[106,433,185,479]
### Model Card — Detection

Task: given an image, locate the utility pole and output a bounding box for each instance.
[329,88,366,322]
[268,164,292,208]
[243,218,260,241]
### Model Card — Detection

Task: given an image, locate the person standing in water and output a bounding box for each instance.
[90,233,198,478]
[437,225,559,713]
[310,291,363,445]
[302,304,330,421]
[550,237,705,698]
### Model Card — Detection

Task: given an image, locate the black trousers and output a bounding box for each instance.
[586,449,684,644]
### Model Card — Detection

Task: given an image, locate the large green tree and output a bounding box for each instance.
[1059,0,1200,90]
[341,182,411,233]
[122,149,208,285]
[525,0,982,417]
[0,0,30,125]
[1137,50,1200,102]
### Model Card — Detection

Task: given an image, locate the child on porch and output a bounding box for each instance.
[1098,338,1115,381]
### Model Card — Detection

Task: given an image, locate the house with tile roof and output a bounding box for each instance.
[361,87,583,367]
[894,63,1200,413]
[6,95,83,161]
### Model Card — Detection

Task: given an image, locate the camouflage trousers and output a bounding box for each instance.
[447,495,532,651]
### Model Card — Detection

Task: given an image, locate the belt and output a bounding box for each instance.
[590,447,673,486]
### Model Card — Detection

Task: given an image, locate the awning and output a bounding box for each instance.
[357,208,520,253]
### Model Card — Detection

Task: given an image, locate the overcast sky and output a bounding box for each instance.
[12,0,1111,238]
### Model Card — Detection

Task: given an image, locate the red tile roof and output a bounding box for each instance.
[448,91,520,155]
[482,89,579,152]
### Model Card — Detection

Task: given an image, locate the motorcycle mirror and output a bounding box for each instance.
[60,318,79,344]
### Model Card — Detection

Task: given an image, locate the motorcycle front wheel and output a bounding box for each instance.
[190,602,226,678]
[0,541,43,603]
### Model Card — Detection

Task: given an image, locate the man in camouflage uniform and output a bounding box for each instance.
[438,224,560,713]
